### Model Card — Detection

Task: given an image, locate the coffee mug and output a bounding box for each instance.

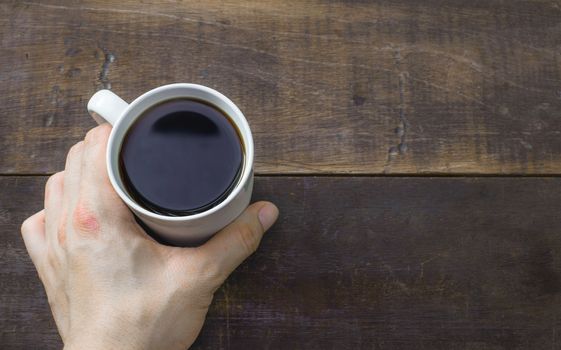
[87,83,254,246]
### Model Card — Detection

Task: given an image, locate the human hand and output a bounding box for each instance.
[20,124,279,350]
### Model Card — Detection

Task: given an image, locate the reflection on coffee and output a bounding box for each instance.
[119,98,244,216]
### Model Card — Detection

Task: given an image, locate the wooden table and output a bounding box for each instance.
[2,1,561,348]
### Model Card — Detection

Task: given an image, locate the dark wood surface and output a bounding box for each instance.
[2,0,561,174]
[2,176,561,349]
[3,1,561,349]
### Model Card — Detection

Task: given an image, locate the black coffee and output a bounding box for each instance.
[119,98,244,216]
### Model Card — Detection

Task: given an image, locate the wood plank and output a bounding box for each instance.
[2,176,561,349]
[2,1,561,175]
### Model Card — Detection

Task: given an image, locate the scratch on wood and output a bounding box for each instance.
[47,86,60,127]
[519,139,533,150]
[408,75,490,107]
[210,64,323,96]
[419,255,440,280]
[397,71,408,153]
[256,159,325,173]
[384,49,409,171]
[98,48,115,90]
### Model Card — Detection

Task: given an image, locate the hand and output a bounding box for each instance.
[20,124,279,350]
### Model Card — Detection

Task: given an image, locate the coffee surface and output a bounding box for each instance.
[120,98,243,216]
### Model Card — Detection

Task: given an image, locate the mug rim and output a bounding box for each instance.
[106,83,254,222]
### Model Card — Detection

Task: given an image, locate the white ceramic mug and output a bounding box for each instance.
[87,83,254,246]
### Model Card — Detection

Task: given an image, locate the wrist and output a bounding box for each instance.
[63,326,148,350]
[64,338,146,350]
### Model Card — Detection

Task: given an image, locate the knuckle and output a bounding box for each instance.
[20,217,32,236]
[52,171,65,181]
[46,172,58,188]
[21,211,44,236]
[45,173,55,188]
[68,141,84,158]
[85,124,111,144]
[85,127,100,143]
[236,223,259,256]
[71,200,100,237]
[45,171,64,198]
[72,140,84,152]
[65,142,84,166]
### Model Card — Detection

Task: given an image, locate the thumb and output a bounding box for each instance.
[199,201,279,279]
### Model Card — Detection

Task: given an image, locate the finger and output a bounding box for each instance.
[61,141,84,245]
[21,210,46,268]
[44,171,64,246]
[78,125,134,236]
[199,201,278,279]
[63,141,84,207]
[79,124,122,208]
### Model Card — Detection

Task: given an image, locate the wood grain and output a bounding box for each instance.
[3,176,561,349]
[2,0,561,175]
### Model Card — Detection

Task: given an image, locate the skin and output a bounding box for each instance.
[20,124,279,350]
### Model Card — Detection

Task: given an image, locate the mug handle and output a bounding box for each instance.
[87,89,129,125]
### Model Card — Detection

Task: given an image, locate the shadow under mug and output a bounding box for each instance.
[87,83,254,246]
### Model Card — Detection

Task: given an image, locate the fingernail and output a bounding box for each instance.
[258,203,279,231]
